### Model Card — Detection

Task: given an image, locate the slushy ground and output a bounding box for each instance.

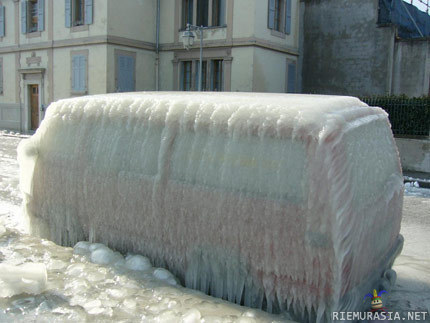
[0,134,429,322]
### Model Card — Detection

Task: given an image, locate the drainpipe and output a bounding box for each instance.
[155,0,160,91]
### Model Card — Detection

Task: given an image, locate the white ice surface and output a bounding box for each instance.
[16,92,405,322]
[0,263,47,298]
[0,135,429,322]
[1,135,290,322]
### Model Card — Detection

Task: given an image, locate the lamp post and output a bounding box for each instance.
[181,23,207,91]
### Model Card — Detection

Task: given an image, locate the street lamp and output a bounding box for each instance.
[181,23,206,91]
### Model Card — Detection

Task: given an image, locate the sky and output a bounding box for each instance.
[412,1,430,13]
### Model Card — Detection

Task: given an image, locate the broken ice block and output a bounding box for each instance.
[18,92,403,322]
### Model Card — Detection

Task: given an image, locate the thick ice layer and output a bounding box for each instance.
[18,92,404,322]
[0,263,47,297]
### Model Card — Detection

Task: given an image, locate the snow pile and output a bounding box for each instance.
[0,263,47,297]
[18,92,404,322]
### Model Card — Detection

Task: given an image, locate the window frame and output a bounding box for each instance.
[72,0,85,27]
[65,0,93,31]
[181,0,226,29]
[267,0,292,37]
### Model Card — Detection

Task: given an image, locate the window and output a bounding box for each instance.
[0,5,5,37]
[65,0,93,28]
[194,61,207,91]
[115,51,136,92]
[268,0,292,34]
[71,54,87,94]
[182,0,226,28]
[181,59,223,91]
[210,60,223,91]
[21,0,45,34]
[180,61,192,91]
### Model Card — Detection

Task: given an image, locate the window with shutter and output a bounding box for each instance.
[268,0,292,34]
[66,0,93,28]
[0,5,5,37]
[116,54,135,92]
[71,54,87,93]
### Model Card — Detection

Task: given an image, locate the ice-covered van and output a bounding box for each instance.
[18,92,404,322]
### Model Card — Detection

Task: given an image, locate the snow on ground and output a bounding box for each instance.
[0,134,429,322]
[0,135,290,322]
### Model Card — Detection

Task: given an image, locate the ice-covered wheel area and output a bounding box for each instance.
[18,92,404,322]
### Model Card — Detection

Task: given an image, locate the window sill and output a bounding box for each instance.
[26,31,42,39]
[178,24,227,32]
[270,29,287,39]
[71,24,89,33]
[71,90,87,96]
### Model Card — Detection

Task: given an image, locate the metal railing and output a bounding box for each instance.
[362,96,430,137]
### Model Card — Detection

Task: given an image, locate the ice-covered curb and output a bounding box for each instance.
[73,241,179,287]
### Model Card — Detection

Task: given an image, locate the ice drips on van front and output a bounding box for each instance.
[17,92,404,322]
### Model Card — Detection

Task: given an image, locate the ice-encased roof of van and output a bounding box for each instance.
[49,92,383,140]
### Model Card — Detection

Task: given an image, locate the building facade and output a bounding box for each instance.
[302,0,430,97]
[0,0,301,132]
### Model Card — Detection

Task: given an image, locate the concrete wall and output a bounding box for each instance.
[396,138,430,173]
[107,0,155,43]
[230,47,253,92]
[392,39,430,97]
[302,0,396,96]
[252,47,297,93]
[159,51,175,91]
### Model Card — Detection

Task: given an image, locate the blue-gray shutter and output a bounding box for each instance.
[72,56,79,91]
[117,55,135,92]
[287,62,296,93]
[79,55,87,91]
[85,0,93,25]
[285,0,292,34]
[268,0,275,29]
[0,6,5,37]
[65,0,71,28]
[37,0,44,31]
[0,61,3,94]
[21,1,28,34]
[72,55,86,92]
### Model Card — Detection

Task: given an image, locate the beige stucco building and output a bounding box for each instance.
[0,0,301,132]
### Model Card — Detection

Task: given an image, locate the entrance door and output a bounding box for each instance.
[30,85,39,130]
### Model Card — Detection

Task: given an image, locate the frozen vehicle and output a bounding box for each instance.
[18,92,404,322]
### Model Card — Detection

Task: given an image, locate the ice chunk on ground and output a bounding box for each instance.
[125,254,152,271]
[90,246,123,265]
[0,263,47,297]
